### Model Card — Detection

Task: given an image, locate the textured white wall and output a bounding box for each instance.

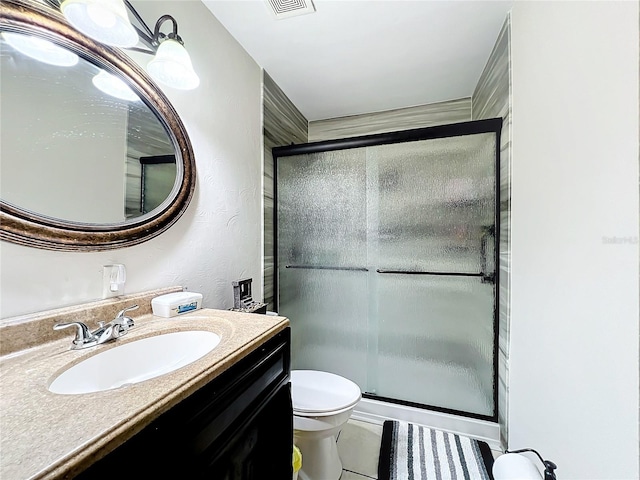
[0,0,263,319]
[510,2,638,477]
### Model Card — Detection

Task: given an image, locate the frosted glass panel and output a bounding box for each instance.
[373,274,494,416]
[277,149,367,268]
[277,149,369,388]
[371,133,496,273]
[275,125,498,419]
[280,269,368,389]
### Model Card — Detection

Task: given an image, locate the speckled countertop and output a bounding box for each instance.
[0,308,289,480]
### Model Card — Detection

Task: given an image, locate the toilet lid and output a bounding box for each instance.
[291,370,362,415]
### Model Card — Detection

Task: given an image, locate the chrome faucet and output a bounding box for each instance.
[54,304,139,350]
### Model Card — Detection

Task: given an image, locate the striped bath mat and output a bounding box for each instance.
[378,420,494,480]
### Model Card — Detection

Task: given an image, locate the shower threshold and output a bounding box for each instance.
[352,396,501,451]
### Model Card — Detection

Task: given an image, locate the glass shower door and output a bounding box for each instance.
[277,149,370,389]
[369,133,497,418]
[275,121,499,420]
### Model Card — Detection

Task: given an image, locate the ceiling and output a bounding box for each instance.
[203,1,512,122]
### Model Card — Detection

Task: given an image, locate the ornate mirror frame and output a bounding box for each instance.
[0,0,196,251]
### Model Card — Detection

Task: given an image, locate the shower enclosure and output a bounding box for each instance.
[274,119,501,421]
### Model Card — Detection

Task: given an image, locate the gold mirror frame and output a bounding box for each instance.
[0,0,196,251]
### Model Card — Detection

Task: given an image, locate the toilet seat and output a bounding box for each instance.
[291,370,361,417]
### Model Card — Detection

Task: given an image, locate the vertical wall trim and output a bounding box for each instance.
[472,13,511,449]
[260,71,266,300]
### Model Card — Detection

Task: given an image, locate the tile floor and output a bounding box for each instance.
[334,419,503,480]
[337,419,383,479]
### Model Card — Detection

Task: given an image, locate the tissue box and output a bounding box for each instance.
[152,292,203,318]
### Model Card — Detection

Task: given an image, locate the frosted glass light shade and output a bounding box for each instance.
[2,32,79,67]
[92,70,139,102]
[60,0,138,48]
[147,39,200,90]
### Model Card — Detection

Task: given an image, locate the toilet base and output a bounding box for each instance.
[295,433,343,480]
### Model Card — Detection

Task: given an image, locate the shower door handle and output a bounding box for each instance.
[374,227,496,282]
[480,226,496,284]
[375,269,485,277]
[285,265,369,272]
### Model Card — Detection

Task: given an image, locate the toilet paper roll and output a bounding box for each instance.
[493,453,543,480]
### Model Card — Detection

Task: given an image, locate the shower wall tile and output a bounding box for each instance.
[308,98,472,142]
[472,14,511,448]
[263,71,308,309]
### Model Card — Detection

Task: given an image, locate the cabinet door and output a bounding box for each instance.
[204,385,293,479]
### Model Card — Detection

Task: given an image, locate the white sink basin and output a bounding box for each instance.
[49,331,221,395]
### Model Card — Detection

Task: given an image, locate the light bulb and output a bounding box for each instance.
[147,39,199,90]
[86,3,117,29]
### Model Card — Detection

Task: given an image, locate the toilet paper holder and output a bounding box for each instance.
[505,448,557,480]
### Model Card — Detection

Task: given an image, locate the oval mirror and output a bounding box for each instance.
[0,0,195,251]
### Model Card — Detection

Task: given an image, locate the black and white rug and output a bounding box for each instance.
[378,420,494,480]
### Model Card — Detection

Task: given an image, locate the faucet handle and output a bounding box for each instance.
[112,304,139,335]
[53,322,96,348]
[115,304,139,321]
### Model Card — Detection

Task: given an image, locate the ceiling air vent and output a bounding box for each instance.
[265,0,316,20]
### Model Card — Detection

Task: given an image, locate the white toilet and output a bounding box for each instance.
[291,370,362,480]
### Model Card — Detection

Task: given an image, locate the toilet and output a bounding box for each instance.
[291,370,362,480]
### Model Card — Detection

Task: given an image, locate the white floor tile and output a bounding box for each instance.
[337,419,383,479]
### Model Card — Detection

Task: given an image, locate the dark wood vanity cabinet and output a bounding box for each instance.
[76,328,292,480]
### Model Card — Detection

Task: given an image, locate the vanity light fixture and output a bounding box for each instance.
[1,31,79,66]
[146,16,199,90]
[92,69,139,101]
[55,0,199,90]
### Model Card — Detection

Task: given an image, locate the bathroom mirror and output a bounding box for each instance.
[0,0,196,251]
